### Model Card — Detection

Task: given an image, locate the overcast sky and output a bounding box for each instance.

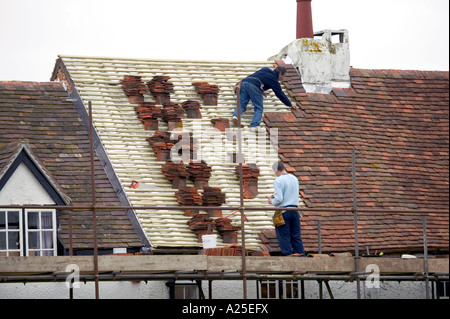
[0,0,448,82]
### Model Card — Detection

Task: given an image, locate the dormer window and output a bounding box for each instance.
[0,142,70,257]
[25,209,57,256]
[0,210,21,256]
[0,209,57,256]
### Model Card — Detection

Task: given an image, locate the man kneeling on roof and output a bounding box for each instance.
[232,66,293,128]
[268,161,306,257]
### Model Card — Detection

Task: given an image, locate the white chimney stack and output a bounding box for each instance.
[270,29,351,94]
[269,1,350,93]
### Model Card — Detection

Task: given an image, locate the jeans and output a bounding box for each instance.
[233,81,264,127]
[275,208,306,256]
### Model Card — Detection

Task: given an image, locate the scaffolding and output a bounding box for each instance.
[0,101,448,299]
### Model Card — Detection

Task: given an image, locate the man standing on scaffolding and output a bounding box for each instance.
[232,66,293,128]
[268,162,306,257]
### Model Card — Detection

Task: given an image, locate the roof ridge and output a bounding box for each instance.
[58,54,272,65]
[0,81,62,88]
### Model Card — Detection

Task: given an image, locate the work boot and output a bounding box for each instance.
[232,116,245,128]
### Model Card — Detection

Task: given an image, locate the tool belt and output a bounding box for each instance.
[234,78,265,95]
[272,206,299,227]
[233,79,243,95]
[247,77,265,91]
[272,210,285,227]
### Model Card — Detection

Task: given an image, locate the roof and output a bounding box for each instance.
[265,63,449,210]
[0,140,71,205]
[52,55,299,250]
[264,62,449,253]
[52,55,448,254]
[0,81,143,250]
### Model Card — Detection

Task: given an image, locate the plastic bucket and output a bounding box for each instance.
[202,234,217,249]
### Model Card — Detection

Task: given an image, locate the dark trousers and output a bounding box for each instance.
[275,209,305,256]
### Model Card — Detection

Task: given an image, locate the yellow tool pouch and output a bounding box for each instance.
[272,210,285,227]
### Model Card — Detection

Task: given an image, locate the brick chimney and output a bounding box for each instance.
[296,0,313,39]
[268,1,351,94]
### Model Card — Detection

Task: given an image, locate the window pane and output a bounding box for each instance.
[260,283,268,298]
[28,212,39,229]
[174,285,198,299]
[41,212,53,229]
[0,211,5,229]
[260,281,278,299]
[41,231,53,249]
[8,232,19,249]
[285,282,292,298]
[268,283,277,299]
[0,232,6,249]
[292,283,299,299]
[28,232,40,249]
[184,286,198,299]
[285,281,299,299]
[174,286,185,299]
[8,211,20,229]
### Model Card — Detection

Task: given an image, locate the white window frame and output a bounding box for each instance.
[258,280,280,299]
[173,283,200,299]
[437,281,449,299]
[258,280,303,299]
[0,209,23,257]
[0,208,57,256]
[24,209,57,256]
[282,280,302,299]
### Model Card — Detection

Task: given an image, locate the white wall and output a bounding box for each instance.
[0,280,428,299]
[0,162,55,205]
[0,280,255,299]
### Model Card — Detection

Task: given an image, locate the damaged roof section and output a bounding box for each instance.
[0,81,144,251]
[51,55,298,250]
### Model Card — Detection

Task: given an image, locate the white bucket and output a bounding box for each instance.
[113,248,127,254]
[202,234,217,249]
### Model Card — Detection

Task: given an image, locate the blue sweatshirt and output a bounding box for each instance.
[242,67,292,107]
[272,174,300,208]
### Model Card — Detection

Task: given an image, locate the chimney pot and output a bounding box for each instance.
[296,0,314,39]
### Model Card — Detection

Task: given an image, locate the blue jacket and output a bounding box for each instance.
[243,67,292,107]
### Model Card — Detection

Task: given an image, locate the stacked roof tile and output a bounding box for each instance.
[192,82,220,105]
[236,164,260,199]
[52,56,293,249]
